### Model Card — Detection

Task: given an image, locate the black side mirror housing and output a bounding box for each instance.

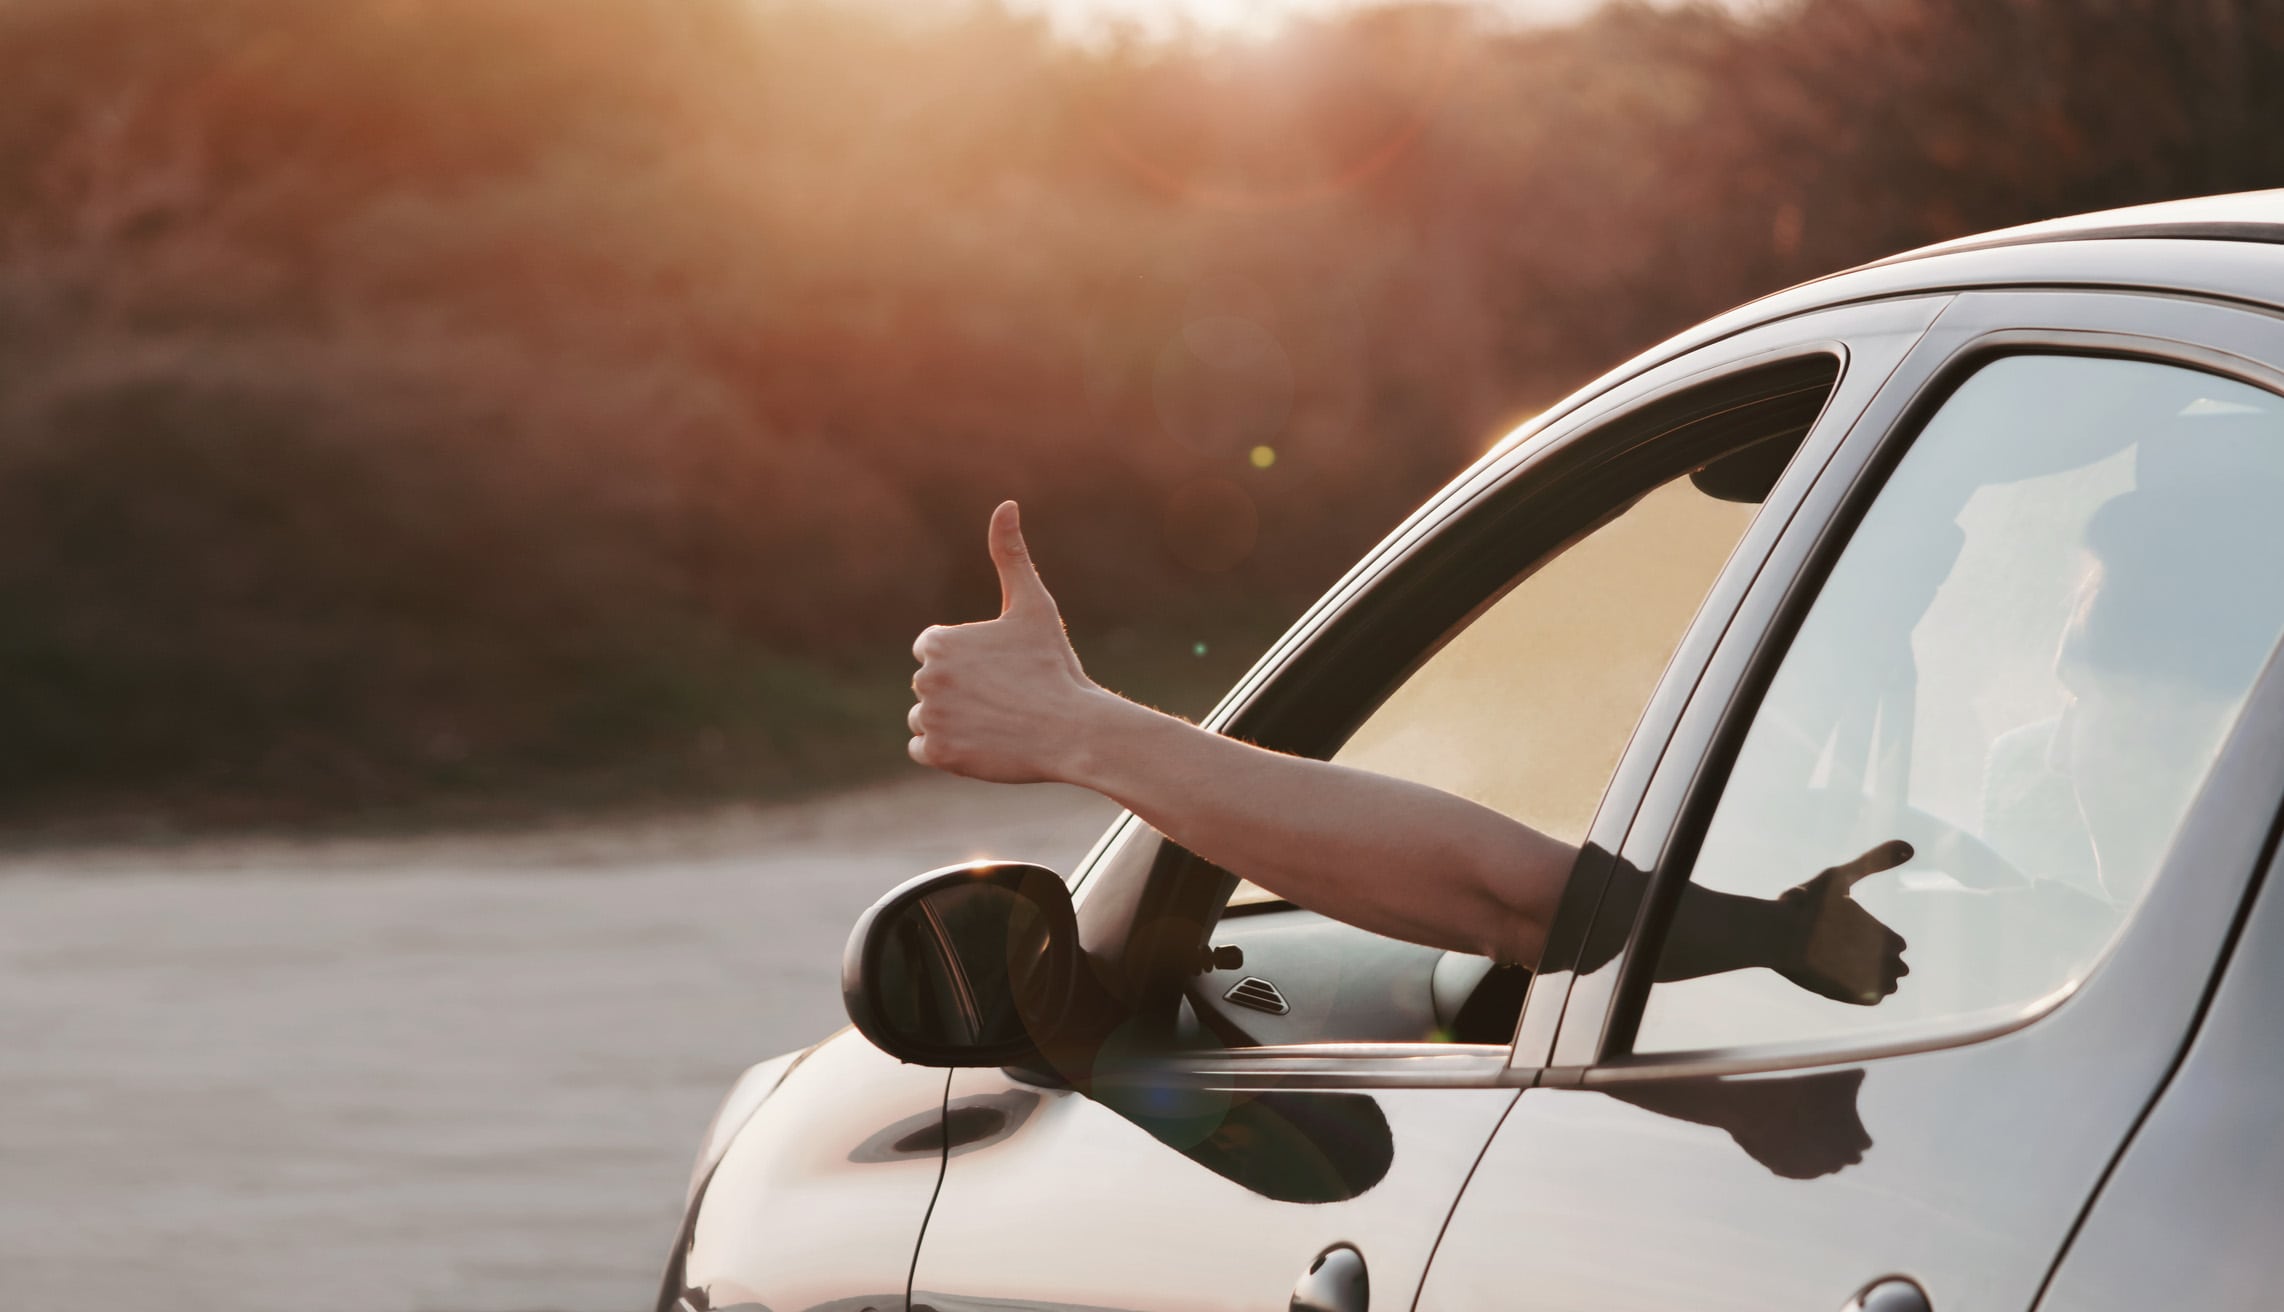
[842,861,1081,1067]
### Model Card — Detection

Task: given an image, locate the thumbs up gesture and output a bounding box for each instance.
[1774,839,1914,1006]
[909,502,1107,784]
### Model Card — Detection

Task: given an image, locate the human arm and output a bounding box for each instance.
[906,502,1573,963]
[910,501,1909,997]
[1057,698,1576,963]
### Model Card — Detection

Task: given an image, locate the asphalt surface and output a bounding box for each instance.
[0,776,1119,1312]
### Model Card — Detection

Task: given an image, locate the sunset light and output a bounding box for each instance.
[13,3,2284,1308]
[1013,0,1628,43]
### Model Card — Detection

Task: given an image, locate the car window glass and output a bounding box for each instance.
[1634,355,2284,1058]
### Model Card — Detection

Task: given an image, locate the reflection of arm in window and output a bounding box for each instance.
[1637,355,2284,1059]
[1582,842,1913,1006]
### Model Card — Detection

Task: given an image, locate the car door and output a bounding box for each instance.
[1417,287,2284,1312]
[904,296,1948,1312]
[2029,796,2284,1311]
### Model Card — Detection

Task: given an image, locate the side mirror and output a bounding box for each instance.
[842,861,1080,1067]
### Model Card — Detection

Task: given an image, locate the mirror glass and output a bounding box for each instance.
[871,872,1059,1051]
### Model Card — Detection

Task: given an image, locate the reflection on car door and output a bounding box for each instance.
[1418,291,2284,1312]
[911,1053,1516,1312]
[671,1032,952,1312]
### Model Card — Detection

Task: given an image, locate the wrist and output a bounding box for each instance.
[1051,686,1155,790]
[1765,884,1817,982]
[1665,883,1806,982]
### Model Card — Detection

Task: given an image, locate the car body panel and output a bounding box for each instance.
[1873,187,2284,263]
[681,1050,805,1210]
[908,1062,1516,1312]
[670,1029,950,1312]
[2033,810,2284,1312]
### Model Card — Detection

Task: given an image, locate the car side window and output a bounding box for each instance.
[1217,472,1767,917]
[1330,476,1755,838]
[1191,367,1833,1049]
[1633,354,2284,1058]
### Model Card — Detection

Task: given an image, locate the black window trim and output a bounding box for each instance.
[1216,351,1846,763]
[1570,310,2284,1084]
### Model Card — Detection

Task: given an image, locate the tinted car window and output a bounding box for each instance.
[1635,355,2284,1057]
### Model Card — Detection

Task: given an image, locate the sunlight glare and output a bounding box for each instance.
[1004,0,1623,45]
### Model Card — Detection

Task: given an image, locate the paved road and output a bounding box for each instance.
[0,776,1118,1312]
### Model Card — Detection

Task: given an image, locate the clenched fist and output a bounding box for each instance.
[908,502,1113,784]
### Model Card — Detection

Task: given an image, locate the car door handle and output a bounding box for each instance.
[1843,1277,1930,1312]
[1290,1243,1367,1312]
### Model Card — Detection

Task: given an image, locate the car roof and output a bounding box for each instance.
[1481,190,2284,466]
[1871,188,2284,265]
[1592,190,2284,400]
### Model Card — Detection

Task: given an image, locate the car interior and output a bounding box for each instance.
[1070,355,1848,1056]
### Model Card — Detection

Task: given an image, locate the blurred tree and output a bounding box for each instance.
[3,0,2281,828]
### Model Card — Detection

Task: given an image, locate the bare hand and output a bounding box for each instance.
[908,502,1106,784]
[1776,839,1913,1006]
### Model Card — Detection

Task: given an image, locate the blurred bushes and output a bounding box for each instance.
[3,0,2282,828]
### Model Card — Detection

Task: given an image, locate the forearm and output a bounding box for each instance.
[1648,884,1799,981]
[1057,691,1574,963]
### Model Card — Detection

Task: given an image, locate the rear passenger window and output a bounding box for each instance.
[1633,355,2284,1058]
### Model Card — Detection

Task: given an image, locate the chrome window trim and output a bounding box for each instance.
[1580,989,2071,1085]
[1072,1043,1522,1091]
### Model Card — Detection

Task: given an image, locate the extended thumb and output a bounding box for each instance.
[988,500,1053,615]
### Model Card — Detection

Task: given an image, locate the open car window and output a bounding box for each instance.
[1335,478,1757,838]
[1187,356,1842,1049]
[1222,473,1759,912]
